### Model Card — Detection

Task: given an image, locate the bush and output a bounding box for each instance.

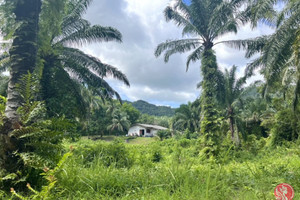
[72,139,134,168]
[267,109,299,146]
[151,150,162,162]
[156,129,171,141]
[242,134,266,154]
[0,73,66,191]
[178,138,192,148]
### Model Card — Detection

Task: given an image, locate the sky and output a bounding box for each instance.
[82,0,274,108]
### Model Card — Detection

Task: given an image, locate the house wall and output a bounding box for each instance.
[128,126,157,137]
[128,126,141,136]
[151,129,159,136]
[145,130,153,137]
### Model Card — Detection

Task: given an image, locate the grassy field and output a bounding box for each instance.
[6,136,300,199]
[38,137,300,199]
[82,135,157,145]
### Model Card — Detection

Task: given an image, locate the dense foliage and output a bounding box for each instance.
[0,0,129,193]
[38,0,129,119]
[127,100,175,117]
[4,137,300,199]
[155,0,247,139]
[0,0,299,199]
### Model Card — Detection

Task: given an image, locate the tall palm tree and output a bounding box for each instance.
[0,0,42,173]
[238,91,270,139]
[0,0,130,119]
[155,0,245,139]
[218,66,246,144]
[39,0,129,118]
[0,0,41,124]
[225,0,300,109]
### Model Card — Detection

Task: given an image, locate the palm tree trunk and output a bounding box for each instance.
[1,0,41,172]
[227,106,235,142]
[234,118,241,146]
[5,0,41,124]
[200,49,219,144]
[229,116,235,141]
[228,106,240,146]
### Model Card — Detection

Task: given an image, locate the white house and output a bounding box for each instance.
[127,124,168,137]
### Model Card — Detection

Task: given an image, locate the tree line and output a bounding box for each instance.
[156,0,300,146]
[0,0,299,194]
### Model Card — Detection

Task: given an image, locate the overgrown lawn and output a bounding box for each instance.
[45,137,300,200]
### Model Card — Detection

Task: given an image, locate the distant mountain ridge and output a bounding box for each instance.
[124,100,175,117]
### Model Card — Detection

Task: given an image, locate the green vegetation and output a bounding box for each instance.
[4,137,300,199]
[217,65,246,145]
[127,100,175,117]
[0,0,299,199]
[155,0,245,140]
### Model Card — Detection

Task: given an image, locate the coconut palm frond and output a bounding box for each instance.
[164,6,190,28]
[61,17,91,38]
[0,53,10,72]
[155,39,201,60]
[64,62,122,101]
[58,25,122,46]
[62,47,130,86]
[247,0,279,28]
[186,46,203,71]
[212,19,238,40]
[65,0,93,17]
[221,36,269,58]
[209,0,241,39]
[244,58,263,78]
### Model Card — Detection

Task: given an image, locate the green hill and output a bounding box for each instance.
[124,100,175,117]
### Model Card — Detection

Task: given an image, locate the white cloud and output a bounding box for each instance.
[82,0,273,107]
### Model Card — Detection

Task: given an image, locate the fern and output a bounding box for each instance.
[10,151,73,200]
[16,73,41,124]
[0,95,6,125]
[0,73,69,191]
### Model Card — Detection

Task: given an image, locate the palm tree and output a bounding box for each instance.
[238,92,270,139]
[0,0,41,172]
[225,0,300,110]
[172,101,200,132]
[39,0,129,118]
[0,0,130,119]
[155,0,245,139]
[79,87,102,135]
[217,66,246,144]
[107,109,130,135]
[0,0,41,124]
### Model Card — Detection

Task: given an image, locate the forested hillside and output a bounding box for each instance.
[125,100,175,117]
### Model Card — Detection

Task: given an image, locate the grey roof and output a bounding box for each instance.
[133,123,168,130]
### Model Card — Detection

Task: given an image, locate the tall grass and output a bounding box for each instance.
[4,137,299,199]
[38,137,299,200]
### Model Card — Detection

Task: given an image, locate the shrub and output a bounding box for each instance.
[151,150,162,162]
[0,73,67,191]
[242,134,266,154]
[264,109,300,146]
[178,138,191,148]
[72,139,134,168]
[156,129,171,141]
